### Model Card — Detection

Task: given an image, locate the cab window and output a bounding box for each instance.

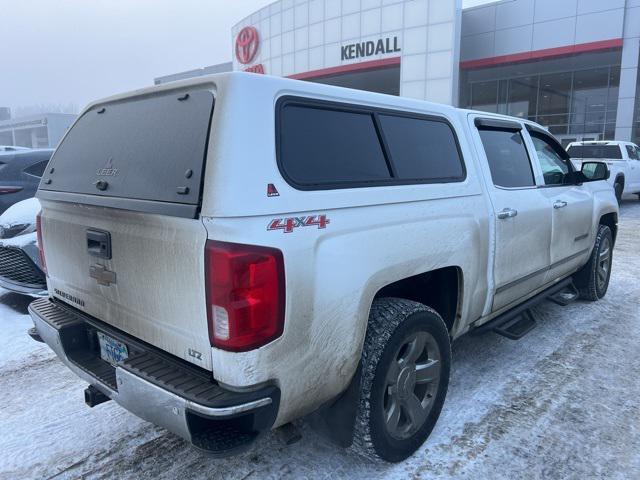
[478,128,535,188]
[530,133,571,186]
[626,145,640,160]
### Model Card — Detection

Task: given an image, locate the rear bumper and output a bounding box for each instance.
[28,297,280,457]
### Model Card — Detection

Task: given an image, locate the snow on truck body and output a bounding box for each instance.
[29,72,618,461]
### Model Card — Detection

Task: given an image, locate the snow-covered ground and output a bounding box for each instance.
[1,201,639,480]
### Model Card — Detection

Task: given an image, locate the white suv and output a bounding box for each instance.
[29,73,617,462]
[567,140,640,202]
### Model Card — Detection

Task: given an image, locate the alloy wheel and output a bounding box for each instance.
[597,236,612,291]
[382,331,442,440]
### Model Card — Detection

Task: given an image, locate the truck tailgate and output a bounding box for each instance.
[41,201,212,370]
[36,87,216,370]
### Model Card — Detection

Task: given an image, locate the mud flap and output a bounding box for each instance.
[307,363,362,448]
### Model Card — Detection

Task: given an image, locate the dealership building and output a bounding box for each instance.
[0,113,77,149]
[157,0,640,146]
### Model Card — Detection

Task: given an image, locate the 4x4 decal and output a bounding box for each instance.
[268,215,330,233]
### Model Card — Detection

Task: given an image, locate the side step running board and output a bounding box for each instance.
[493,310,536,340]
[472,277,573,340]
[548,283,580,306]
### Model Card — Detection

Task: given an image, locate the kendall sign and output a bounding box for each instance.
[341,37,401,61]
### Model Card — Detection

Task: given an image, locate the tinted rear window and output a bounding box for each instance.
[277,99,465,189]
[278,104,391,186]
[40,90,214,205]
[479,129,535,188]
[567,145,623,160]
[378,114,464,181]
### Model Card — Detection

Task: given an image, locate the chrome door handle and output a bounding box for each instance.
[554,200,568,209]
[497,208,518,219]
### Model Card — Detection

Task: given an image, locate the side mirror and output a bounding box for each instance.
[581,161,610,182]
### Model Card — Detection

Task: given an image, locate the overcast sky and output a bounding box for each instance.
[1,0,491,116]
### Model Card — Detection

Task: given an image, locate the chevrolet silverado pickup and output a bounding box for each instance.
[29,72,618,462]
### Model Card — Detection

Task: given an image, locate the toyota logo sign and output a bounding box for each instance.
[235,26,260,65]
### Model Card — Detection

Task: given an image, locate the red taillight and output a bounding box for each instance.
[205,240,285,352]
[0,186,23,194]
[36,212,47,275]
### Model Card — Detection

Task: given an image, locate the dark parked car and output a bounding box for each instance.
[0,145,30,152]
[0,149,53,214]
[0,198,46,296]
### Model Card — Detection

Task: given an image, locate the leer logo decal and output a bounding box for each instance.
[96,157,118,177]
[235,26,260,65]
[267,183,280,197]
[268,215,330,233]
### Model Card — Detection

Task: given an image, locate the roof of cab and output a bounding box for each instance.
[568,140,635,146]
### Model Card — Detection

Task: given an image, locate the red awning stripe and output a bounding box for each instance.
[288,56,401,80]
[460,38,623,70]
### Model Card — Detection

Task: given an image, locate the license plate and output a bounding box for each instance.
[97,331,129,365]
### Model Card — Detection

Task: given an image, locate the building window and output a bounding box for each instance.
[471,81,498,113]
[537,72,572,128]
[32,126,49,149]
[507,76,538,120]
[465,63,622,143]
[571,68,616,138]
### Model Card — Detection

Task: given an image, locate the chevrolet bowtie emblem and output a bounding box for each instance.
[90,264,116,286]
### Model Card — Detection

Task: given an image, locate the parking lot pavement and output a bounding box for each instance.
[1,200,639,480]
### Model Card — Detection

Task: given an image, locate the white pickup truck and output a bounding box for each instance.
[29,73,618,462]
[567,140,640,203]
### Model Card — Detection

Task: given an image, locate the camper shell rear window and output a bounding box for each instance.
[38,89,214,218]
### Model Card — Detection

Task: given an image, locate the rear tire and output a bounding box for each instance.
[574,225,613,301]
[351,298,451,462]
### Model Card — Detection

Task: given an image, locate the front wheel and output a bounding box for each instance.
[351,298,451,462]
[574,225,613,301]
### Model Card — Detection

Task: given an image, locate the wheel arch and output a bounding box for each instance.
[599,212,618,245]
[372,266,463,334]
[309,268,462,449]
